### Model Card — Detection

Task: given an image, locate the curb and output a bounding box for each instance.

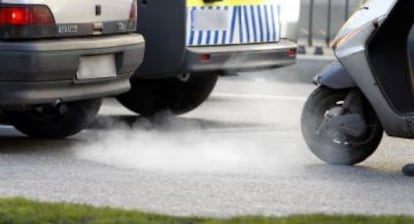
[297,45,335,57]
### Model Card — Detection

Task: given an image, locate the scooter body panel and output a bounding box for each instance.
[315,61,356,90]
[334,0,396,43]
[341,52,413,138]
[333,0,414,138]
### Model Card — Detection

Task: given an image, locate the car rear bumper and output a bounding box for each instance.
[0,34,145,106]
[0,77,131,107]
[185,40,297,73]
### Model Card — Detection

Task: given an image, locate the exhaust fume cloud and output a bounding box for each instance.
[72,96,312,175]
[72,61,322,175]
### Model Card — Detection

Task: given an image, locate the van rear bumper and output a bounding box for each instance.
[185,40,297,73]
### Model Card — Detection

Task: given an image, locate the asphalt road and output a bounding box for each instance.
[2,57,414,217]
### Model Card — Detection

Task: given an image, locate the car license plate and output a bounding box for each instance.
[77,54,116,80]
[192,9,230,31]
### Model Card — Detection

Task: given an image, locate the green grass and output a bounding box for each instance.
[0,198,412,224]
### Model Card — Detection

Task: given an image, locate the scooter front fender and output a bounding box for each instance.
[314,60,356,89]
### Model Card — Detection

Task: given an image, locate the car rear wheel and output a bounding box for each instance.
[117,72,218,116]
[3,98,102,139]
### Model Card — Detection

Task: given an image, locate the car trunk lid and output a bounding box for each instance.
[0,0,137,39]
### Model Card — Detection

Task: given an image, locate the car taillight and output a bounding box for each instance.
[289,48,297,58]
[128,0,137,31]
[0,4,55,39]
[0,6,54,25]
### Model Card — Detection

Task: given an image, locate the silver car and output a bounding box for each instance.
[0,0,145,138]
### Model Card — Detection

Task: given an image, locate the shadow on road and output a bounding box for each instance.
[90,115,272,133]
[0,114,271,155]
[0,125,87,155]
[304,163,410,181]
[0,138,82,155]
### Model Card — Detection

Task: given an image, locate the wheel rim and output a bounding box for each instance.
[315,92,381,148]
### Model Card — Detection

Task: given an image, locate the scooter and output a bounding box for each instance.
[301,0,414,165]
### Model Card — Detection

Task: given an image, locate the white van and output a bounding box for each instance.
[0,0,145,138]
[117,0,300,116]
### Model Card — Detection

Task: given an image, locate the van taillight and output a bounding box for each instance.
[0,5,55,39]
[289,48,297,57]
[128,0,137,31]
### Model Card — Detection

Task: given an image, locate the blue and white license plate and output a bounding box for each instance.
[187,1,281,46]
[192,9,230,31]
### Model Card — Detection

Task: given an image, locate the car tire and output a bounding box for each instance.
[117,72,218,116]
[301,86,383,165]
[3,98,102,139]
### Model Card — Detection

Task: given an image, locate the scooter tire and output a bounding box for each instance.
[301,86,383,165]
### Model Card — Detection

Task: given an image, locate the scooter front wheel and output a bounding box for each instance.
[301,87,383,165]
